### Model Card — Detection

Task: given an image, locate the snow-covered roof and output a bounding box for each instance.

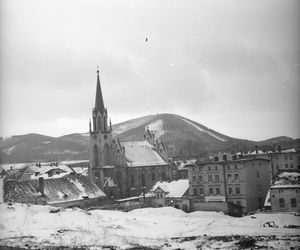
[246,150,266,155]
[150,179,189,198]
[121,141,167,167]
[4,174,106,204]
[264,190,271,207]
[281,148,297,153]
[270,172,300,188]
[176,159,196,170]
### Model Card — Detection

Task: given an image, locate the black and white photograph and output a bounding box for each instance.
[0,0,299,249]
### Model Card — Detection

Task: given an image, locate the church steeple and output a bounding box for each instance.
[95,67,105,114]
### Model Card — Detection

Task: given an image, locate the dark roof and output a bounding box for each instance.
[4,174,106,204]
[94,70,105,114]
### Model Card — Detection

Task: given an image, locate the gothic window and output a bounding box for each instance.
[152,172,155,181]
[93,145,99,168]
[103,143,110,166]
[141,174,146,187]
[130,175,135,187]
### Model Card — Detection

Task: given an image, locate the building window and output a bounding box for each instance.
[215,175,219,182]
[192,176,196,182]
[289,155,293,160]
[198,175,203,182]
[234,174,239,181]
[291,198,297,207]
[215,166,218,170]
[193,188,197,196]
[276,164,279,170]
[152,172,155,181]
[208,166,211,171]
[228,187,233,194]
[279,198,285,207]
[227,174,232,182]
[256,171,260,178]
[199,188,204,195]
[235,187,240,194]
[227,165,230,170]
[130,175,135,187]
[284,155,288,161]
[290,163,294,168]
[216,188,220,195]
[208,175,212,182]
[209,188,214,195]
[234,165,237,169]
[285,164,288,168]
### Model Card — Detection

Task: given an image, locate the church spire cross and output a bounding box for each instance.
[94,66,105,114]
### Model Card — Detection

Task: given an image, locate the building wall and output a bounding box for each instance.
[270,152,300,178]
[192,200,228,214]
[224,162,247,208]
[127,165,171,197]
[270,188,300,213]
[244,159,271,211]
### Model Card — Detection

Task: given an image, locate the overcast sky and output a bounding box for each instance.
[0,0,299,141]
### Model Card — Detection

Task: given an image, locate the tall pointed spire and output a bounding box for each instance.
[95,66,105,114]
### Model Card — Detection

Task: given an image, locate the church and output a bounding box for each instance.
[89,69,171,199]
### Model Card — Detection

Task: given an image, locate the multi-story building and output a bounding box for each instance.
[269,172,300,213]
[188,157,271,212]
[269,148,300,178]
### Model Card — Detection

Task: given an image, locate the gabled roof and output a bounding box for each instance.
[4,174,106,204]
[121,141,168,167]
[150,179,189,198]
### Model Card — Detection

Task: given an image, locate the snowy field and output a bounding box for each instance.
[0,203,299,249]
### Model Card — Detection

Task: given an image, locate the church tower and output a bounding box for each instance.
[89,68,113,190]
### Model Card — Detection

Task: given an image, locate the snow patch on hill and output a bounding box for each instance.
[112,116,154,136]
[1,145,17,155]
[182,118,226,142]
[147,119,164,138]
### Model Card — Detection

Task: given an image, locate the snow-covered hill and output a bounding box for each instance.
[1,114,298,163]
[0,203,299,249]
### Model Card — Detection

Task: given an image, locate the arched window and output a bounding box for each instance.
[93,145,99,168]
[103,143,110,166]
[141,174,146,187]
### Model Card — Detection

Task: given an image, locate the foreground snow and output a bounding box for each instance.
[0,203,299,249]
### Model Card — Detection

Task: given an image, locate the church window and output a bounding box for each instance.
[152,172,155,181]
[92,145,99,168]
[130,175,135,187]
[103,143,110,166]
[141,174,146,187]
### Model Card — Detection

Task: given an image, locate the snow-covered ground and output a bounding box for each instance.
[0,203,299,249]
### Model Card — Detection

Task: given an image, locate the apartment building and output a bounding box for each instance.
[270,148,300,178]
[188,157,271,212]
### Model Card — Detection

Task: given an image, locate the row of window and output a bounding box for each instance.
[192,165,239,172]
[192,174,240,183]
[192,186,241,196]
[279,198,297,207]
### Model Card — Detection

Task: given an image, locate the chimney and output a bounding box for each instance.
[255,145,258,154]
[222,154,227,161]
[38,177,44,196]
